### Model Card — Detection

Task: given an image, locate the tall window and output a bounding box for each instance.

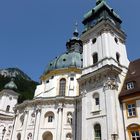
[6,105,10,112]
[131,131,140,140]
[59,78,66,96]
[94,124,101,140]
[95,97,99,106]
[93,93,100,111]
[93,53,98,64]
[48,116,54,122]
[116,53,120,63]
[127,103,136,117]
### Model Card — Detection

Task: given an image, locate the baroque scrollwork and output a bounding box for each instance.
[80,89,87,97]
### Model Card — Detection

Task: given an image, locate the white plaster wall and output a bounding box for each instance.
[12,103,76,140]
[81,71,127,140]
[34,73,81,98]
[81,87,108,140]
[0,93,18,116]
[82,27,129,76]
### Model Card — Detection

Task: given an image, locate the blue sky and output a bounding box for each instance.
[0,0,140,81]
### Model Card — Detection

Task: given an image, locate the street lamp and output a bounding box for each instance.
[111,134,118,140]
[2,127,6,140]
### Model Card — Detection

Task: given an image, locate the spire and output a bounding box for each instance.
[73,22,79,37]
[4,78,17,90]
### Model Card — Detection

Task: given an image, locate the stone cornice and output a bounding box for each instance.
[15,96,80,110]
[78,64,122,83]
[41,67,82,81]
[0,114,14,121]
[82,57,128,72]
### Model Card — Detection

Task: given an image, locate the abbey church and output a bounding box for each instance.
[0,0,140,140]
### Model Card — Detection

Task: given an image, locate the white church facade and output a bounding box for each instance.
[0,0,140,140]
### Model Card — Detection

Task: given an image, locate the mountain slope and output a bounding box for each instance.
[0,68,38,103]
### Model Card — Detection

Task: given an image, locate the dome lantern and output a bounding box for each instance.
[66,23,83,54]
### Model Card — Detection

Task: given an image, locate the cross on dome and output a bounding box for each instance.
[96,0,106,5]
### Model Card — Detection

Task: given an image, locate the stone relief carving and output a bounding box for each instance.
[6,126,12,136]
[27,133,32,140]
[58,103,64,110]
[20,114,24,127]
[103,77,118,90]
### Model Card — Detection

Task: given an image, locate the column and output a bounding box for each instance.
[33,108,41,140]
[56,103,63,140]
[21,110,29,140]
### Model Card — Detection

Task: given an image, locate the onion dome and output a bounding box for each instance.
[44,24,83,75]
[4,78,17,90]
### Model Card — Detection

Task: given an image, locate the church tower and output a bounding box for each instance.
[78,0,129,140]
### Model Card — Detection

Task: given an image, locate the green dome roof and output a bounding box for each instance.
[44,51,83,74]
[44,27,83,75]
[4,78,17,90]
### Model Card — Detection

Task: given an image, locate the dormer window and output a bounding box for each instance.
[127,82,134,90]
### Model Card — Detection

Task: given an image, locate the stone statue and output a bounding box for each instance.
[66,133,72,140]
[30,112,36,124]
[67,112,72,125]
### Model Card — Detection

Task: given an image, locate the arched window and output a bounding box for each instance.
[59,78,66,96]
[17,133,21,140]
[116,53,120,63]
[44,112,54,123]
[43,131,53,140]
[66,133,72,140]
[93,53,98,64]
[127,124,140,140]
[93,93,100,111]
[94,124,101,140]
[6,105,10,112]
